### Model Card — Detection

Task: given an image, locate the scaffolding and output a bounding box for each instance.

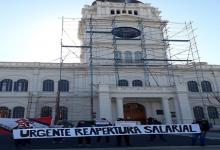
[138,18,150,86]
[26,92,32,118]
[164,21,220,124]
[58,18,181,118]
[44,14,220,123]
[112,16,120,85]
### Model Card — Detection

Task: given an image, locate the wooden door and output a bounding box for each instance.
[0,107,10,118]
[124,103,146,124]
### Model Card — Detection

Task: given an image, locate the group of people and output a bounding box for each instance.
[76,118,131,146]
[147,117,211,146]
[12,117,211,147]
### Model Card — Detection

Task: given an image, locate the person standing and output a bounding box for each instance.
[147,117,166,142]
[115,118,131,146]
[96,118,111,143]
[77,120,92,146]
[192,119,210,146]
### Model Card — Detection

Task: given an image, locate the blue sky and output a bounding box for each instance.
[0,0,219,64]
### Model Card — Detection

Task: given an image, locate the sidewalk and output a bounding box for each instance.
[206,131,220,140]
[2,134,220,150]
[29,145,220,150]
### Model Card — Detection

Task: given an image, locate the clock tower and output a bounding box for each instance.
[78,0,166,66]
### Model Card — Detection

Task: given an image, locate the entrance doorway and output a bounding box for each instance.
[123,103,146,124]
[0,107,10,118]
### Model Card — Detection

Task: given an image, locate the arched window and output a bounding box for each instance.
[0,106,10,118]
[193,106,204,120]
[43,80,54,92]
[116,10,120,14]
[128,10,132,14]
[13,106,25,118]
[14,79,28,92]
[125,51,132,63]
[110,9,115,15]
[59,106,68,120]
[134,10,138,15]
[201,81,212,92]
[132,80,143,87]
[41,106,52,117]
[208,106,219,119]
[0,79,12,92]
[118,79,129,87]
[58,80,69,92]
[135,51,142,63]
[187,81,199,92]
[122,10,126,14]
[114,51,122,63]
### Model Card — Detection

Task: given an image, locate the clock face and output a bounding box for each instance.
[112,27,141,39]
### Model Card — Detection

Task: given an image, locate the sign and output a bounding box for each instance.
[112,27,141,39]
[13,124,200,139]
[95,120,111,126]
[115,121,139,126]
[0,117,52,135]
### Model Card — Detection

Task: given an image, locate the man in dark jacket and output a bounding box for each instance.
[77,120,92,146]
[147,117,166,142]
[96,118,111,143]
[115,118,131,146]
[192,119,210,146]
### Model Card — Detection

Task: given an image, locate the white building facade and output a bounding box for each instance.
[0,0,220,127]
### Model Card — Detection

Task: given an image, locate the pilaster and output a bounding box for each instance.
[98,85,112,121]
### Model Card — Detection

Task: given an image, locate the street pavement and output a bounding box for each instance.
[1,132,220,150]
[206,131,220,140]
[27,145,220,150]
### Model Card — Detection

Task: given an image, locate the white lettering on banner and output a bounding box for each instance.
[13,124,201,139]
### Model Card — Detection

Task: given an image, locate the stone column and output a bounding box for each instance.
[162,97,172,124]
[98,85,112,121]
[176,92,193,123]
[116,97,124,119]
[175,76,193,123]
[32,64,40,92]
[173,97,182,124]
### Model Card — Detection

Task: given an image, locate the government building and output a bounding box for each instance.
[0,0,220,127]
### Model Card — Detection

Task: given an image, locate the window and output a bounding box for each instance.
[156,110,164,115]
[132,80,143,87]
[208,106,219,119]
[111,10,115,15]
[122,10,126,14]
[118,79,129,87]
[134,10,138,15]
[58,80,69,92]
[135,51,142,63]
[116,10,120,14]
[0,106,10,118]
[13,106,25,118]
[128,10,132,14]
[187,81,199,92]
[201,81,212,92]
[43,80,54,92]
[41,106,52,117]
[0,79,12,92]
[125,51,132,63]
[59,106,68,120]
[193,106,204,120]
[14,79,28,92]
[114,51,122,63]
